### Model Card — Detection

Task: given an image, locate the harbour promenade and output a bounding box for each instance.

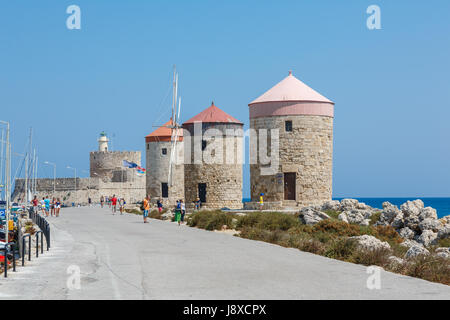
[0,206,449,299]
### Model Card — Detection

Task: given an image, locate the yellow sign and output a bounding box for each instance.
[8,220,14,231]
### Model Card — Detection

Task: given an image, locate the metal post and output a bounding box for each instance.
[0,121,10,245]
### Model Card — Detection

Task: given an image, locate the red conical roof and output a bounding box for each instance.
[183,102,243,125]
[145,119,183,142]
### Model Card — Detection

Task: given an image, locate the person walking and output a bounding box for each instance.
[180,199,186,224]
[194,197,201,211]
[143,195,150,223]
[40,197,46,215]
[157,198,163,213]
[175,200,182,226]
[259,193,264,211]
[111,195,117,214]
[44,196,51,217]
[50,197,56,216]
[100,195,104,208]
[31,196,38,213]
[88,197,92,207]
[119,198,125,215]
[56,198,61,217]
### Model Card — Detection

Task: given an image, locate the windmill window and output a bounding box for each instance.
[202,140,207,151]
[285,121,293,132]
[162,148,167,155]
[161,183,168,198]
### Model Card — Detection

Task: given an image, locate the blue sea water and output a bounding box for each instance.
[242,197,450,218]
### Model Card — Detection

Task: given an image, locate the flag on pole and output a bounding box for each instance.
[122,160,138,168]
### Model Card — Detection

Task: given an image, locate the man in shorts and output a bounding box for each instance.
[143,196,150,223]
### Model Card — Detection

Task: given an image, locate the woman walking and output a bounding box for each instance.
[100,195,104,208]
[51,197,56,216]
[56,198,61,217]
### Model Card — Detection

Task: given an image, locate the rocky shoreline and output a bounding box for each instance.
[300,198,450,261]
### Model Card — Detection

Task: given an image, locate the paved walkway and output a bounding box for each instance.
[0,206,449,299]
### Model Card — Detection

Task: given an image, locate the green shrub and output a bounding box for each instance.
[324,238,357,261]
[236,212,299,231]
[370,211,382,225]
[313,219,361,237]
[323,209,341,220]
[188,210,234,231]
[436,238,450,248]
[403,255,450,285]
[352,248,391,267]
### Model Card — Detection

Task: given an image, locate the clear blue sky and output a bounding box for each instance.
[1,0,449,198]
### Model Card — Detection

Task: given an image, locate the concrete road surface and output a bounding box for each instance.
[0,206,449,299]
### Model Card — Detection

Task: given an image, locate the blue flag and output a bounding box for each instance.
[123,160,138,168]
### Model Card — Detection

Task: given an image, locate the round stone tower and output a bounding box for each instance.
[183,102,243,209]
[248,71,334,208]
[145,119,184,206]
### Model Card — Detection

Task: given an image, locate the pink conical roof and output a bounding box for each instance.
[183,102,243,125]
[249,71,333,105]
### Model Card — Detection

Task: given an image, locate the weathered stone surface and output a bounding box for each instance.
[416,230,438,247]
[340,199,359,211]
[321,200,340,211]
[434,247,450,259]
[400,239,423,248]
[349,235,391,251]
[338,213,348,223]
[437,224,450,240]
[388,256,405,265]
[418,207,438,221]
[400,200,424,217]
[404,245,430,259]
[299,207,330,225]
[404,215,421,233]
[418,218,442,232]
[344,210,365,225]
[379,204,402,225]
[398,227,415,240]
[250,115,333,208]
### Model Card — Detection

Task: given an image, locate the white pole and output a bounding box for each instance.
[34,153,38,196]
[0,121,11,243]
[0,129,3,201]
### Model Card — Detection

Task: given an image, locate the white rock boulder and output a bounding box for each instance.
[400,200,424,217]
[299,207,330,225]
[349,235,391,251]
[404,245,430,259]
[416,230,438,247]
[434,247,450,259]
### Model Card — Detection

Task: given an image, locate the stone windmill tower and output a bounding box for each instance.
[248,71,334,208]
[145,119,184,205]
[183,102,244,209]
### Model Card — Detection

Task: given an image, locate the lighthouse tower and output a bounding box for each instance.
[98,132,109,152]
[248,71,334,208]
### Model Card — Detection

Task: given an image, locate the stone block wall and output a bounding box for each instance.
[183,122,243,209]
[250,115,333,207]
[146,140,184,206]
[90,151,141,181]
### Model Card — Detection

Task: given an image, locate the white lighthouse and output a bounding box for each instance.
[98,132,109,152]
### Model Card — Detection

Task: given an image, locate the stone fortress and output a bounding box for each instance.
[13,133,146,205]
[146,71,334,210]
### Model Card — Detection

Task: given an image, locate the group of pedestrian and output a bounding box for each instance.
[100,195,126,215]
[175,199,186,225]
[32,195,61,217]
